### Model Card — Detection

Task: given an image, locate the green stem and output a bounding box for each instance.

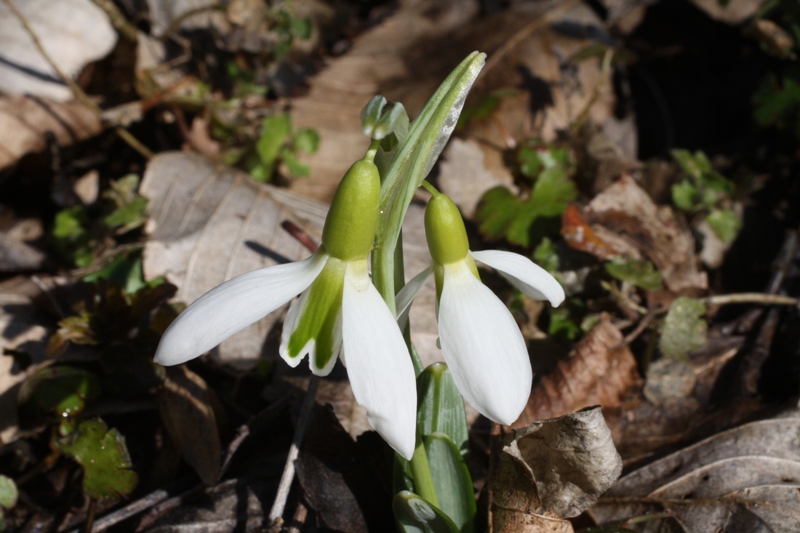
[410,438,439,506]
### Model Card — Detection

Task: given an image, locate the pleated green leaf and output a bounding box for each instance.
[417,362,469,458]
[425,433,476,533]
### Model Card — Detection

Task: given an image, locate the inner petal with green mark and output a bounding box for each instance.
[286,257,347,373]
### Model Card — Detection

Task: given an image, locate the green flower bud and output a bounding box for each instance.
[425,194,470,265]
[322,159,381,261]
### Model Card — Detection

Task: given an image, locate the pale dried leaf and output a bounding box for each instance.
[591,415,800,532]
[0,276,52,445]
[157,366,221,486]
[516,315,639,427]
[691,0,766,24]
[586,175,707,292]
[0,0,116,101]
[0,232,45,272]
[0,96,101,171]
[490,407,621,532]
[146,0,227,35]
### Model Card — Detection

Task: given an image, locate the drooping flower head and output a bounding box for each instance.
[154,157,417,459]
[399,189,565,426]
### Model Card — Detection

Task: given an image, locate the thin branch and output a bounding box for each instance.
[704,293,798,307]
[2,0,153,159]
[91,0,139,41]
[267,376,320,529]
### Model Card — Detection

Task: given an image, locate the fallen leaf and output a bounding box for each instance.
[157,365,221,486]
[295,404,394,533]
[0,0,117,101]
[0,96,101,171]
[690,0,766,25]
[0,276,52,445]
[578,175,707,292]
[0,232,45,272]
[590,414,800,532]
[489,407,622,531]
[145,0,227,36]
[561,203,621,260]
[516,315,639,427]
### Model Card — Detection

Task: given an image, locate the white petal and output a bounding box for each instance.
[439,260,532,425]
[471,249,565,307]
[395,265,433,328]
[154,252,327,366]
[342,264,417,460]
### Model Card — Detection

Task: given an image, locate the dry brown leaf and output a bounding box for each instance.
[142,152,442,370]
[157,365,221,486]
[516,315,639,427]
[590,414,800,532]
[489,407,622,532]
[0,232,45,272]
[581,175,707,292]
[690,0,766,24]
[0,96,101,171]
[0,276,52,444]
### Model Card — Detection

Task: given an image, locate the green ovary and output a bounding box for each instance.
[287,257,346,370]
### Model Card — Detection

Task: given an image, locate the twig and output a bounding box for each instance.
[739,306,781,397]
[2,0,153,159]
[286,500,308,533]
[619,309,659,347]
[267,376,320,529]
[281,220,319,254]
[83,498,97,533]
[90,0,138,41]
[704,293,799,307]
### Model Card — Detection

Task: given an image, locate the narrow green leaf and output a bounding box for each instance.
[659,296,707,361]
[393,490,459,533]
[281,148,310,177]
[0,476,17,509]
[58,419,138,500]
[417,363,469,458]
[424,434,476,533]
[293,127,320,154]
[706,208,741,244]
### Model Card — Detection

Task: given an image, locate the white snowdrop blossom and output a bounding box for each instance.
[397,192,565,425]
[154,159,417,460]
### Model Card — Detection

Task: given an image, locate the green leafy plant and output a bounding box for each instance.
[0,475,17,531]
[248,112,320,182]
[476,141,577,247]
[659,296,707,361]
[605,258,663,291]
[670,149,741,245]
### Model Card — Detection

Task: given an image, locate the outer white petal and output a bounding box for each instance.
[439,260,532,425]
[155,252,327,366]
[341,264,417,460]
[395,265,433,328]
[471,249,565,307]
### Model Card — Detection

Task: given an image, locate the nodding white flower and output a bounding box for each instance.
[154,158,417,460]
[398,192,565,426]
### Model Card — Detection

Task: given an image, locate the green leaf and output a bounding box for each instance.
[706,208,741,244]
[289,15,312,39]
[256,113,292,168]
[393,491,459,533]
[671,149,709,179]
[605,258,663,291]
[53,206,86,240]
[698,170,735,196]
[417,363,469,458]
[533,237,559,273]
[754,72,800,129]
[292,127,320,154]
[280,148,310,178]
[58,419,138,500]
[659,296,707,361]
[83,250,148,293]
[518,146,541,178]
[19,366,101,418]
[549,305,580,341]
[103,196,148,234]
[0,476,17,509]
[528,167,576,217]
[424,434,476,533]
[672,179,698,211]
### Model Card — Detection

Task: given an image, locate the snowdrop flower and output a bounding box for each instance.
[154,158,417,459]
[398,190,565,425]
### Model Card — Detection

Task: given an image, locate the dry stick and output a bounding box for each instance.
[704,293,799,307]
[286,501,309,533]
[268,220,323,530]
[2,0,153,160]
[740,306,781,397]
[90,0,138,41]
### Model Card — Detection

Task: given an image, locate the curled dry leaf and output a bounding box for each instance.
[157,365,221,486]
[590,415,800,532]
[566,175,707,292]
[0,97,101,171]
[516,314,639,427]
[489,406,622,532]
